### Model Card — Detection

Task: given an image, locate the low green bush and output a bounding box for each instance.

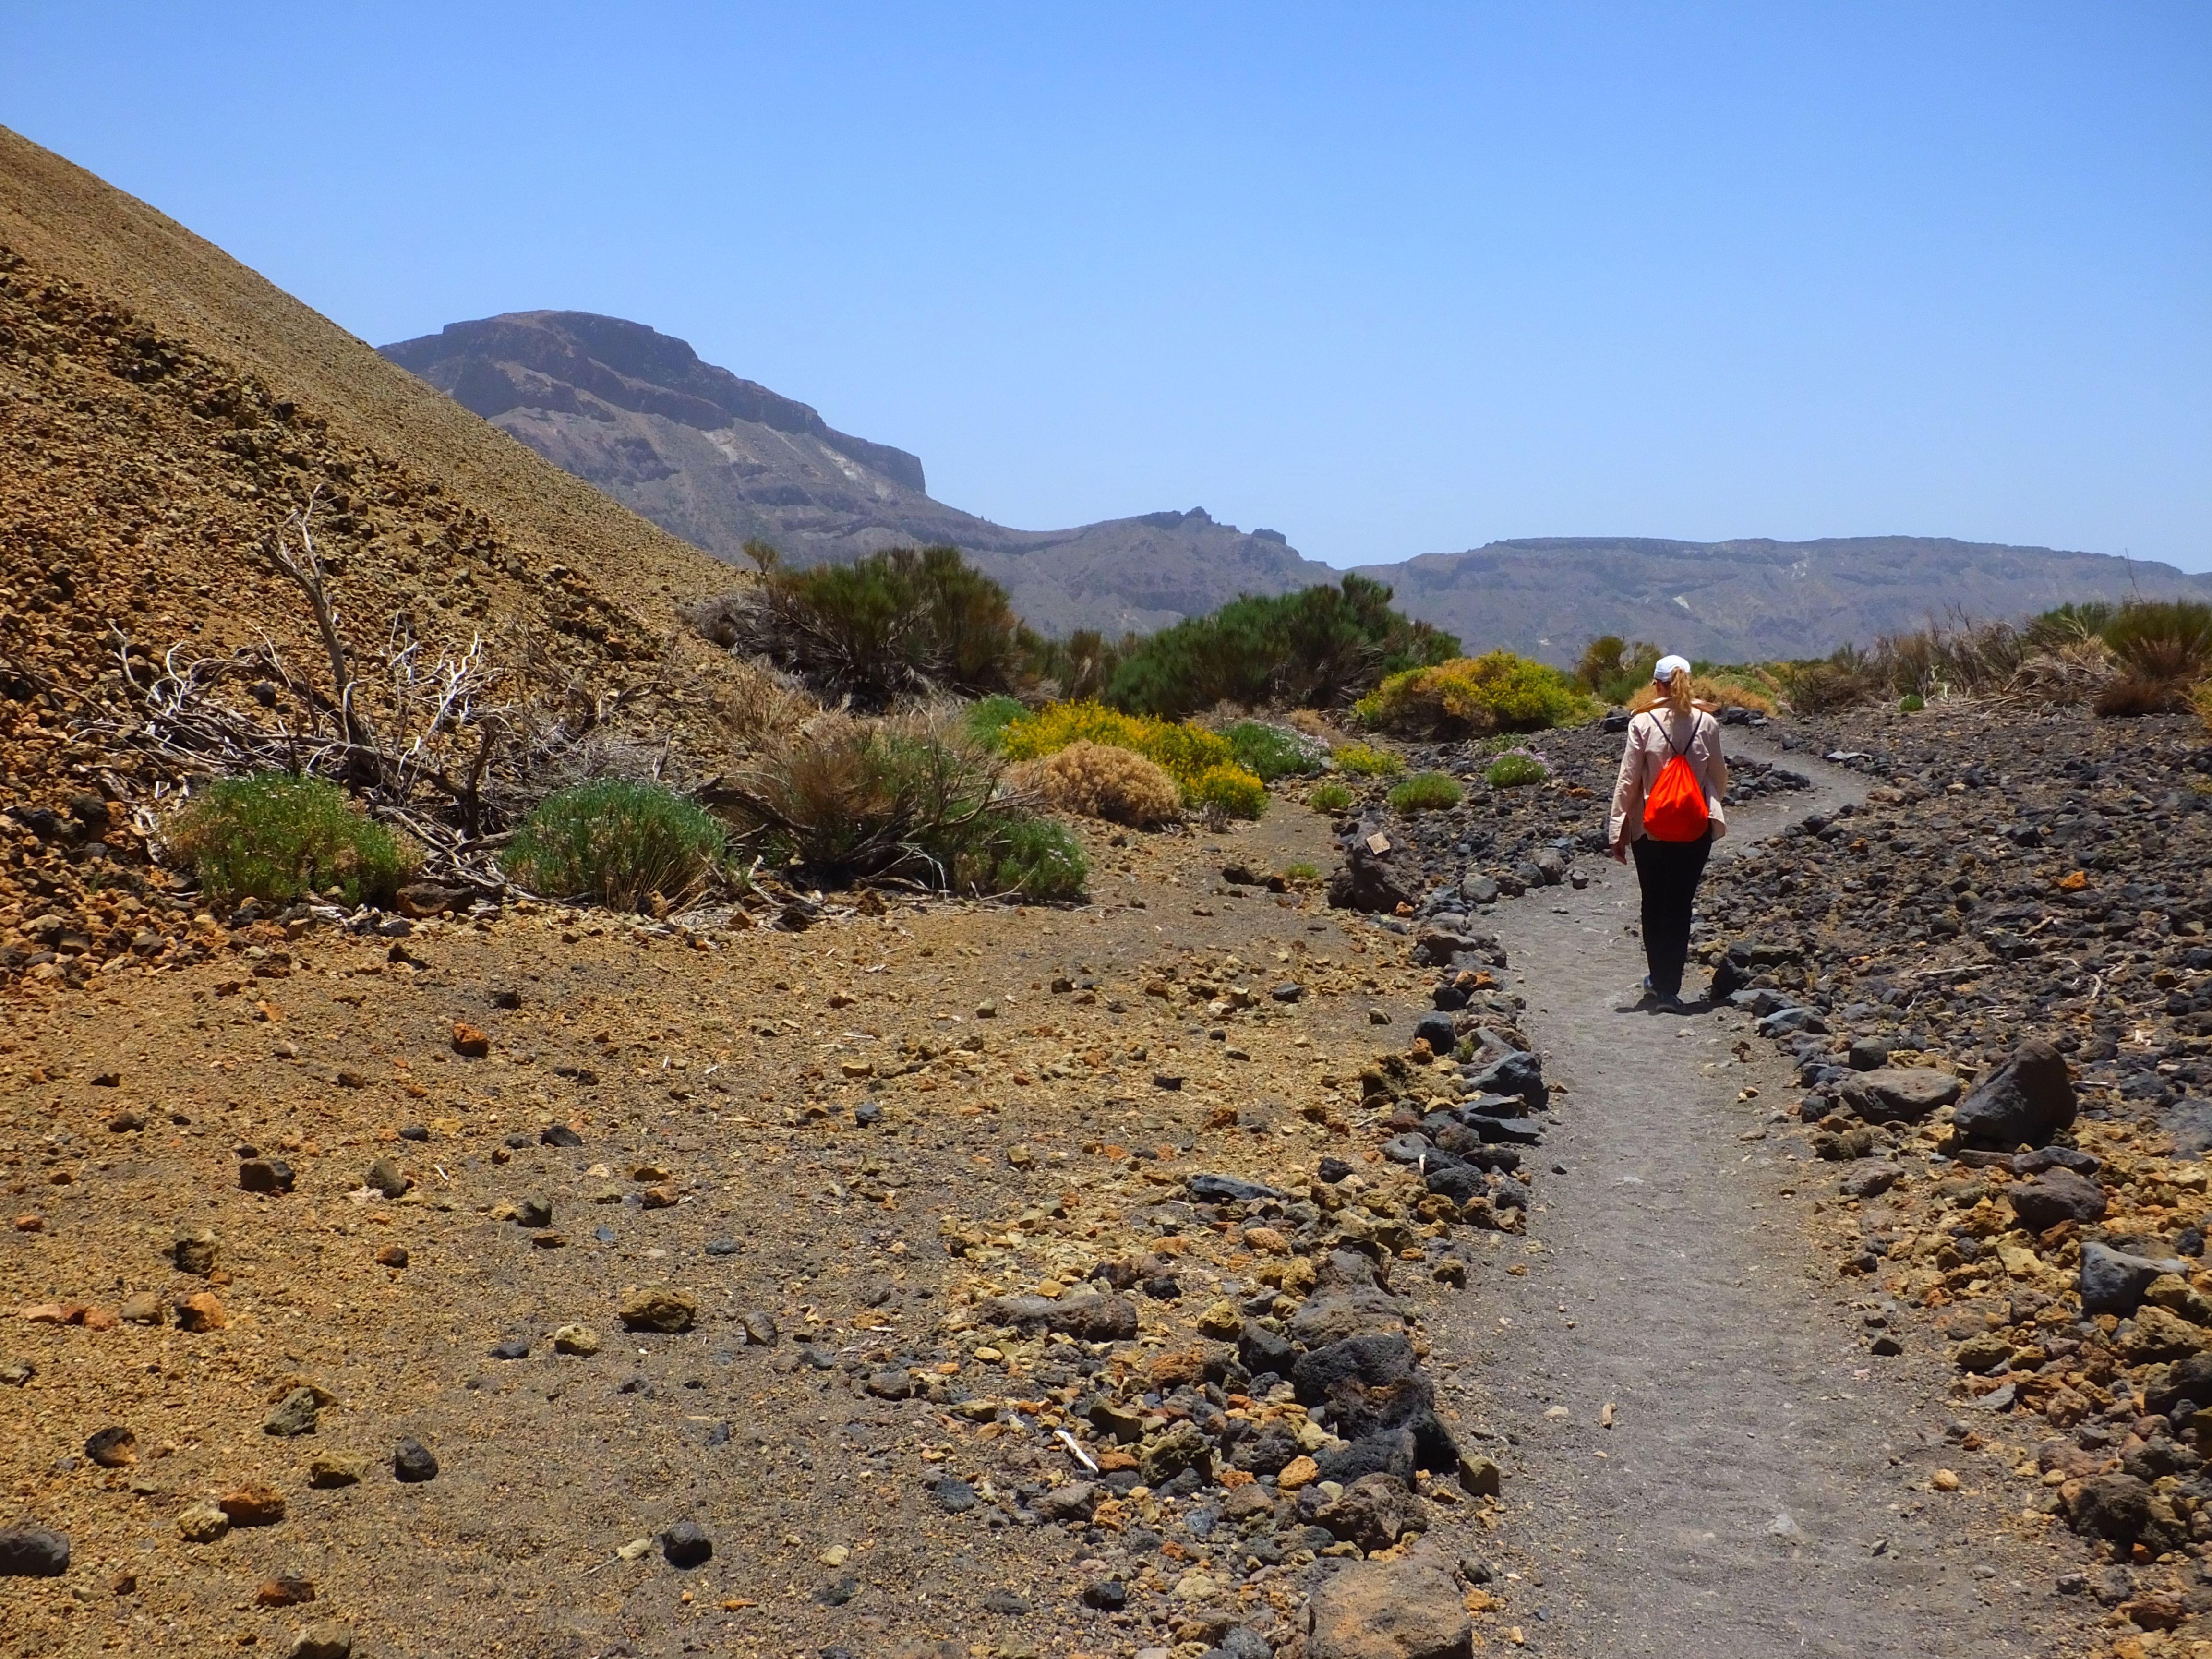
[1356,651,1596,737]
[963,695,1031,751]
[1484,752,1550,788]
[503,779,727,912]
[1225,721,1324,781]
[1308,781,1354,812]
[1185,763,1269,821]
[1898,693,1925,713]
[1388,772,1463,812]
[1333,743,1404,777]
[693,542,1033,712]
[1105,575,1459,719]
[953,813,1089,903]
[167,772,420,907]
[1284,861,1322,882]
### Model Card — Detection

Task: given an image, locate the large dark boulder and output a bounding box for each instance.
[2081,1240,2187,1316]
[1838,1068,1962,1123]
[2007,1167,2107,1231]
[1467,1049,1547,1109]
[2064,1472,2152,1545]
[1953,1039,2077,1149]
[1328,845,1419,914]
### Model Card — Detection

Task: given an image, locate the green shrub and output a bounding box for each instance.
[167,771,419,907]
[1898,693,1925,713]
[1225,721,1325,781]
[1106,575,1459,719]
[1185,763,1268,821]
[693,542,1034,712]
[1355,651,1596,737]
[1308,781,1354,812]
[953,813,1089,903]
[1333,742,1403,777]
[2103,600,2212,685]
[503,780,727,912]
[998,701,1235,786]
[1388,772,1463,813]
[964,695,1030,751]
[1284,861,1322,881]
[1484,752,1550,788]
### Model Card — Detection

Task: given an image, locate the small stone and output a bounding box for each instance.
[373,1244,409,1269]
[119,1291,164,1326]
[84,1426,136,1467]
[661,1520,712,1568]
[176,1500,230,1542]
[2008,1167,2106,1230]
[984,1588,1032,1615]
[740,1311,779,1346]
[934,1477,979,1513]
[515,1194,553,1229]
[255,1576,316,1607]
[238,1157,296,1195]
[172,1227,218,1275]
[1082,1579,1128,1611]
[552,1324,602,1356]
[219,1484,288,1526]
[1457,1453,1503,1496]
[974,999,997,1019]
[173,1291,227,1332]
[305,1453,366,1488]
[392,1439,439,1482]
[1932,1468,1960,1491]
[285,1621,353,1659]
[1277,1455,1321,1491]
[364,1157,408,1199]
[1196,1299,1243,1339]
[0,1525,69,1576]
[264,1389,321,1438]
[489,1338,530,1359]
[1305,1558,1471,1659]
[451,1022,491,1058]
[617,1286,697,1333]
[1006,1142,1036,1169]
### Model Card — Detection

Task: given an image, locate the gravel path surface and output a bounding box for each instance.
[1433,738,2100,1657]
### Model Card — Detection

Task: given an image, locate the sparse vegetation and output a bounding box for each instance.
[1224,721,1326,781]
[962,693,1032,751]
[951,814,1089,903]
[692,542,1032,712]
[1308,781,1353,812]
[502,779,727,912]
[1484,750,1551,788]
[1356,650,1596,738]
[993,700,1264,817]
[1284,861,1322,882]
[1185,762,1269,821]
[167,771,420,907]
[1105,575,1458,719]
[1332,742,1403,777]
[1898,694,1925,712]
[1010,741,1182,828]
[2095,600,2212,716]
[1388,771,1463,812]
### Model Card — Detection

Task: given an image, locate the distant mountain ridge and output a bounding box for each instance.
[1356,535,2212,666]
[379,311,2211,661]
[379,312,1334,636]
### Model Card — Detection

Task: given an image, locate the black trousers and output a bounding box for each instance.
[1631,830,1713,997]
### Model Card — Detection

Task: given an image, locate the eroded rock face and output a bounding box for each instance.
[1305,1557,1473,1659]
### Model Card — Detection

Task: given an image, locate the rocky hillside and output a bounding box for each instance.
[1358,536,2212,667]
[379,313,1336,636]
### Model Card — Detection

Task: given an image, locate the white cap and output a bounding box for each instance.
[1653,654,1692,683]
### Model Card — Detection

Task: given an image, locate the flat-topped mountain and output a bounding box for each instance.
[380,312,1334,635]
[1356,535,2212,665]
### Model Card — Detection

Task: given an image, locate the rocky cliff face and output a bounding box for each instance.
[379,313,1335,635]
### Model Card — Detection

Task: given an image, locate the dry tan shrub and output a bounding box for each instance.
[1010,741,1181,828]
[2008,637,2117,707]
[1287,708,1346,742]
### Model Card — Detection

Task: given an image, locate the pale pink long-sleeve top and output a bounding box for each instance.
[1607,707,1730,849]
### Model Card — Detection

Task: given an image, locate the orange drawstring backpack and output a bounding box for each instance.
[1642,714,1711,842]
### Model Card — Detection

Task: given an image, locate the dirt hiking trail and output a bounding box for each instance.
[1435,740,2097,1657]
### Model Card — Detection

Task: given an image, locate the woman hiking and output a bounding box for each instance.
[1608,654,1729,1009]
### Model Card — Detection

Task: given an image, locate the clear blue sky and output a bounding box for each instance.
[5,3,2208,569]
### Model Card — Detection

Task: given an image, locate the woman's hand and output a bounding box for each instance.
[1610,836,1629,864]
